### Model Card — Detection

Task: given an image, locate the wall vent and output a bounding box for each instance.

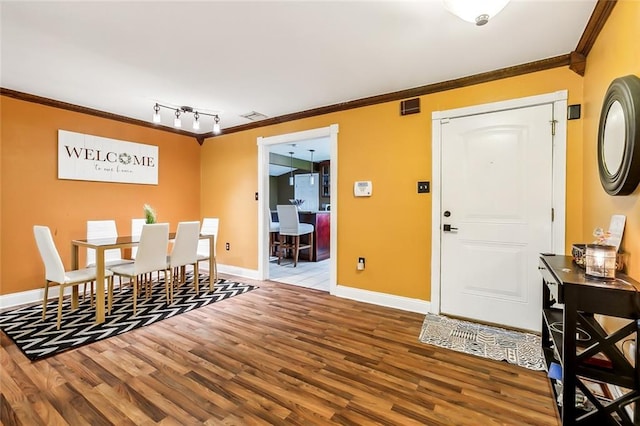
[400,98,420,116]
[240,111,269,121]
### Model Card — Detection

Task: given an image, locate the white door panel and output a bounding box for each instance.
[454,242,527,300]
[440,104,553,332]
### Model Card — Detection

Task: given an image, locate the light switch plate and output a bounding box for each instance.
[417,181,430,193]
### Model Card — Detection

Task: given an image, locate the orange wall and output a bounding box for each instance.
[202,66,584,301]
[0,97,201,295]
[582,0,640,280]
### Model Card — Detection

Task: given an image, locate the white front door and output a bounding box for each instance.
[439,104,554,332]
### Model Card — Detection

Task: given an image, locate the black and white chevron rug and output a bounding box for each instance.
[0,274,257,361]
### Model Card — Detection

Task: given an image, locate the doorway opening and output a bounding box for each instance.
[257,125,338,293]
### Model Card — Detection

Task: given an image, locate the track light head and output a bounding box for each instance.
[152,103,161,123]
[213,114,221,135]
[192,111,200,130]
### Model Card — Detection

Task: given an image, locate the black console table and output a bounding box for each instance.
[539,255,640,425]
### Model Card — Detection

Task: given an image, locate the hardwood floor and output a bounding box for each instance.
[1,275,559,425]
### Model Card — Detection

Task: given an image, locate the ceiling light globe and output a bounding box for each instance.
[443,0,510,25]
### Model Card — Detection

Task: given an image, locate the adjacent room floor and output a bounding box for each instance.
[269,257,330,291]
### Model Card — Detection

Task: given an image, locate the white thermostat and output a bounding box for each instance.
[354,181,372,197]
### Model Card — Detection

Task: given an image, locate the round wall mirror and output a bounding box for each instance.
[597,75,640,195]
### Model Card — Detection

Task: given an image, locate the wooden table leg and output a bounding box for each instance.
[95,247,106,324]
[209,235,215,289]
[71,243,79,309]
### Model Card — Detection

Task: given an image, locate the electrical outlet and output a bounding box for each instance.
[225,242,230,251]
[417,181,430,193]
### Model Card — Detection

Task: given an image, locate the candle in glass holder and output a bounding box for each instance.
[585,244,616,279]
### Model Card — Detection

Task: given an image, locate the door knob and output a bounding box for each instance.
[443,224,458,232]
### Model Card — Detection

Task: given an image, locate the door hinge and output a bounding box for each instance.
[551,208,555,222]
[550,120,557,136]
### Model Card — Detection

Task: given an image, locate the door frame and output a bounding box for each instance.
[430,91,567,314]
[256,124,339,293]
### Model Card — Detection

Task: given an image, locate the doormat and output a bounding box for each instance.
[418,313,545,371]
[0,273,258,361]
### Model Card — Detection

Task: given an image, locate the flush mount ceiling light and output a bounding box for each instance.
[152,103,222,134]
[443,0,510,26]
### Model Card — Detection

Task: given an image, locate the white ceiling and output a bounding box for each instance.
[1,1,596,136]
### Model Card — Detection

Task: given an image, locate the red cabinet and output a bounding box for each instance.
[299,211,330,261]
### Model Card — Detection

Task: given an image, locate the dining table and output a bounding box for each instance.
[71,232,216,324]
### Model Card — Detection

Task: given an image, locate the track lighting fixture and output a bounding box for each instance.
[152,103,221,133]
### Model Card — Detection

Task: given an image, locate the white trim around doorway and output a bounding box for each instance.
[257,124,339,294]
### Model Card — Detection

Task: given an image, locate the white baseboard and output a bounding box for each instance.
[201,262,260,281]
[0,288,45,309]
[1,272,428,316]
[332,284,431,314]
[0,285,89,310]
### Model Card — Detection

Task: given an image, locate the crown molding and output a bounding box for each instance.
[575,0,617,58]
[569,0,617,76]
[203,54,571,138]
[0,87,202,143]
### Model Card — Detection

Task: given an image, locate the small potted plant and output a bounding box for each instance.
[288,199,305,208]
[143,204,157,224]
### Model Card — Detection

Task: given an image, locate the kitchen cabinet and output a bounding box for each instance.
[299,211,330,261]
[320,161,330,198]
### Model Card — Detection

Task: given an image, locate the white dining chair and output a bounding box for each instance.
[197,217,219,289]
[130,218,146,259]
[108,223,171,314]
[168,221,201,293]
[34,225,114,329]
[276,205,314,267]
[86,220,131,267]
[268,207,280,257]
[85,220,133,301]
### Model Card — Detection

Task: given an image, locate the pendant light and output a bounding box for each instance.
[309,149,315,185]
[289,152,294,186]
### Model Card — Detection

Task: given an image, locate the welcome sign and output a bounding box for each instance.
[58,130,158,185]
